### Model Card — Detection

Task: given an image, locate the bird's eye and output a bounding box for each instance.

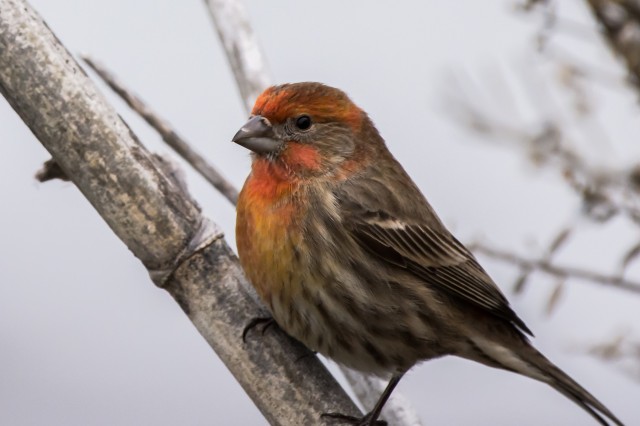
[295,115,312,131]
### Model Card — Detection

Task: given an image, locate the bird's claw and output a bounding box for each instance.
[242,316,275,342]
[321,412,387,426]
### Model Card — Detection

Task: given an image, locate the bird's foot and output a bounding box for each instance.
[241,317,275,342]
[321,411,387,426]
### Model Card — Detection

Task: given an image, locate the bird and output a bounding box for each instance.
[232,82,623,426]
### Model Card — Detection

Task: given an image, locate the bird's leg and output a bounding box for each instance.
[321,374,403,426]
[241,316,276,342]
[321,411,387,426]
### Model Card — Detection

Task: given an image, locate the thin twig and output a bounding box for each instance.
[341,367,424,426]
[585,0,640,92]
[450,74,640,224]
[584,331,640,382]
[81,56,239,205]
[470,242,640,294]
[448,4,640,226]
[203,0,272,113]
[514,226,573,294]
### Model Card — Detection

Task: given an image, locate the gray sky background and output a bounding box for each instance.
[1,1,639,425]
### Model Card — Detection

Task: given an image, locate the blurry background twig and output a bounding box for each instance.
[585,0,640,93]
[445,0,640,382]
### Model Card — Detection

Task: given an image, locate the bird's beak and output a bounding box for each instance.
[232,115,280,155]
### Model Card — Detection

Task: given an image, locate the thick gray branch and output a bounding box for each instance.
[0,0,361,424]
[0,5,201,274]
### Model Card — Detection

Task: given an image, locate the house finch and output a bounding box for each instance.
[232,82,623,426]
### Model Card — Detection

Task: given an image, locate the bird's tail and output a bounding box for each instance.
[467,336,623,425]
[533,353,623,426]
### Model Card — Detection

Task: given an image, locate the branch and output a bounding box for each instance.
[341,368,424,426]
[512,226,573,295]
[36,158,70,182]
[585,331,640,382]
[449,73,640,224]
[585,0,640,92]
[81,56,239,205]
[470,242,640,295]
[203,0,272,113]
[0,0,361,424]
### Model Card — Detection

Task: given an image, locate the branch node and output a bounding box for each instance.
[149,217,224,288]
[35,158,70,182]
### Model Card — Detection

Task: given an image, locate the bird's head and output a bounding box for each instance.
[232,82,378,177]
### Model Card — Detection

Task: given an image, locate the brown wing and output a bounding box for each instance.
[348,217,532,336]
[335,165,532,336]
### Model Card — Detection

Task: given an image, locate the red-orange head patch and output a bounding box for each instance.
[251,82,363,130]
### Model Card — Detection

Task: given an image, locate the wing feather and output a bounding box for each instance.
[348,218,532,336]
[335,159,532,336]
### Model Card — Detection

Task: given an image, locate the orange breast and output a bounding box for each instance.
[235,159,306,307]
